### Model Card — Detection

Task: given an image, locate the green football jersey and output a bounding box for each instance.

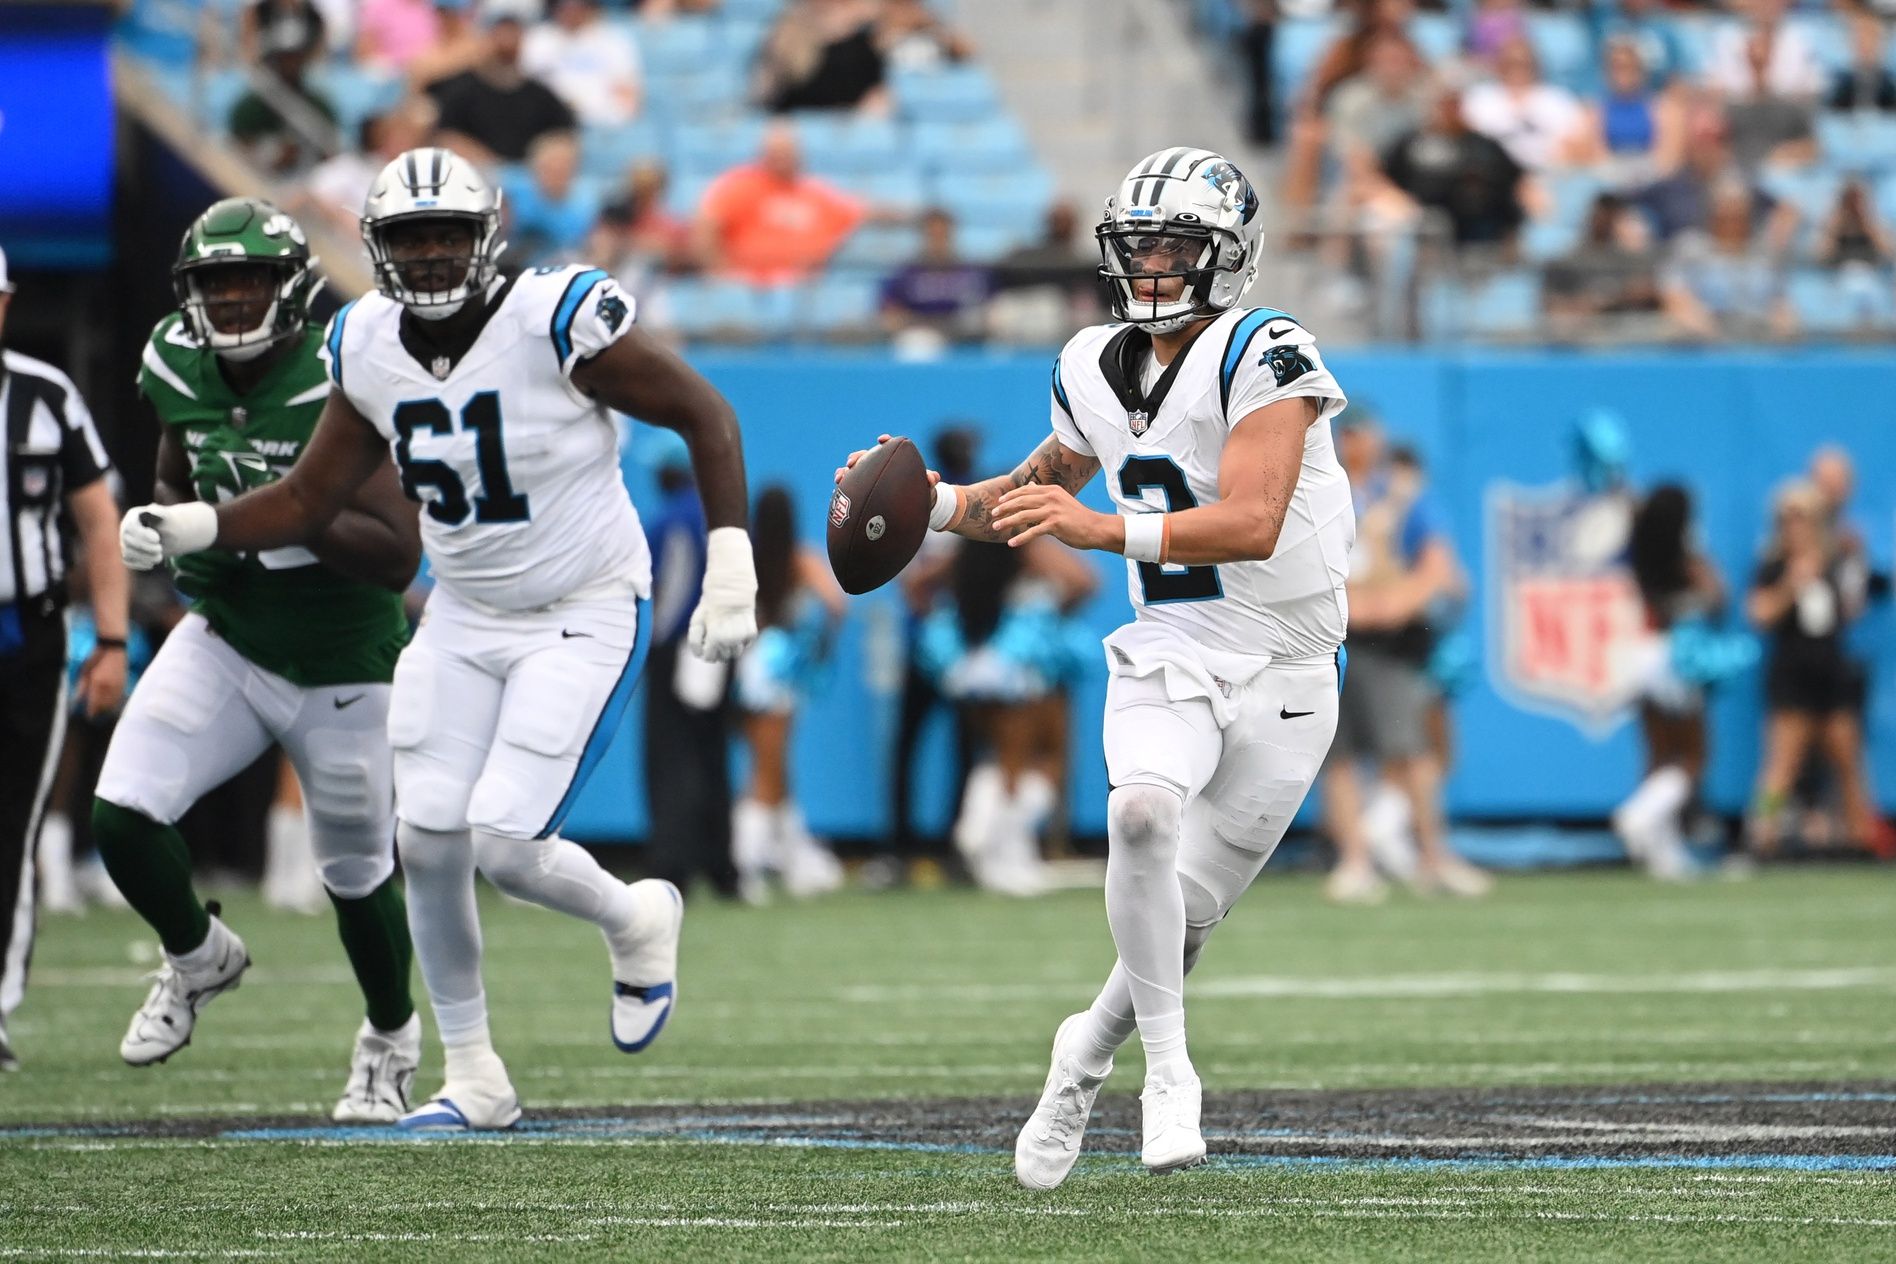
[137,313,409,686]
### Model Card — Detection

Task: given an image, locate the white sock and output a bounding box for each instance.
[1104,784,1190,1074]
[1614,766,1691,848]
[732,798,777,882]
[954,763,1005,861]
[472,831,637,937]
[37,811,76,907]
[1361,779,1417,880]
[172,918,227,970]
[398,823,491,1056]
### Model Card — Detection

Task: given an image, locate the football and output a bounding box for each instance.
[827,436,932,595]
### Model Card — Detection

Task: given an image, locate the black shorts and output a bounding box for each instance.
[1765,655,1866,716]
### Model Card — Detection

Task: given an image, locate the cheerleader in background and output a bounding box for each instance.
[1614,483,1751,878]
[732,486,848,901]
[921,537,1097,897]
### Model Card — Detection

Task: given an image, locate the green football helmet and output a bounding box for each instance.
[173,198,321,361]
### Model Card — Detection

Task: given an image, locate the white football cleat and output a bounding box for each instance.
[607,879,682,1053]
[119,908,249,1066]
[398,1080,522,1132]
[1140,1064,1207,1175]
[332,1014,423,1123]
[1324,861,1388,906]
[1014,1013,1110,1191]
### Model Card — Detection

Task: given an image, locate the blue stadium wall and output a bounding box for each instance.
[564,347,1896,843]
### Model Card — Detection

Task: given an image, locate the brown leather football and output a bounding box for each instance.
[827,437,932,595]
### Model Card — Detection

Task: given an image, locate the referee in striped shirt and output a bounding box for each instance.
[0,244,129,1070]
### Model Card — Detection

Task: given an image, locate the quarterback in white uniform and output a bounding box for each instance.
[121,148,759,1131]
[841,147,1352,1185]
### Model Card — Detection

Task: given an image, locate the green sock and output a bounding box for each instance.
[91,799,211,956]
[329,876,415,1033]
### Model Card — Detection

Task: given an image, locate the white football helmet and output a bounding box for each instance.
[1096,147,1263,334]
[361,147,505,320]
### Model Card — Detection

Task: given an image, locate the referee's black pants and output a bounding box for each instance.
[641,637,737,899]
[0,597,66,1023]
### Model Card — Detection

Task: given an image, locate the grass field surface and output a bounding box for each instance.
[3,867,1893,1260]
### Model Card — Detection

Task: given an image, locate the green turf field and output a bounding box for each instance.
[3,867,1893,1261]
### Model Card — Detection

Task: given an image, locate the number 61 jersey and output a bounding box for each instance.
[319,265,652,612]
[1051,307,1354,661]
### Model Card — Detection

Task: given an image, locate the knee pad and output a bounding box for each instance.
[471,829,552,899]
[297,731,389,828]
[1179,871,1224,930]
[1107,783,1183,850]
[315,851,394,901]
[396,821,471,877]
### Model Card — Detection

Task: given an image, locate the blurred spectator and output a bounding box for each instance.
[638,0,721,13]
[1594,0,1687,89]
[356,0,447,75]
[523,0,644,128]
[731,486,847,901]
[1325,32,1434,166]
[1236,0,1278,144]
[1461,36,1585,173]
[1632,106,1789,245]
[1303,0,1422,116]
[878,0,973,71]
[990,201,1105,340]
[693,123,866,283]
[1827,15,1896,113]
[1614,484,1729,879]
[1706,0,1823,103]
[755,0,889,114]
[428,11,576,165]
[590,161,694,284]
[1721,27,1817,171]
[997,201,1088,275]
[641,452,739,899]
[1816,180,1896,328]
[404,1,489,87]
[880,208,993,347]
[1465,0,1527,65]
[1567,38,1686,185]
[302,96,439,241]
[501,133,601,267]
[1660,179,1796,340]
[1746,479,1890,857]
[1322,410,1490,904]
[240,0,327,65]
[1543,193,1662,338]
[228,34,338,175]
[1379,86,1527,247]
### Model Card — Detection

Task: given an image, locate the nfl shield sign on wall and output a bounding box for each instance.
[1486,480,1655,737]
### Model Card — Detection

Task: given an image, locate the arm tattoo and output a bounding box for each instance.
[952,434,1100,543]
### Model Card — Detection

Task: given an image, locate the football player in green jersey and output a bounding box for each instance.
[91,198,425,1121]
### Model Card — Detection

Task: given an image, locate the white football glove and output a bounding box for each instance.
[119,502,218,571]
[688,526,759,664]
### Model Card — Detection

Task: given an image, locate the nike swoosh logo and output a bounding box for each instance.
[1267,323,1294,340]
[561,629,593,639]
[334,694,366,710]
[1279,707,1314,720]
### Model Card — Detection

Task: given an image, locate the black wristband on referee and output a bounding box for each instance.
[93,637,128,651]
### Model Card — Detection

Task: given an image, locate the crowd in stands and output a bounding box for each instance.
[1225,0,1896,340]
[126,0,1094,347]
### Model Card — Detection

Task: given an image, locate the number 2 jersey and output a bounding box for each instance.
[320,265,652,613]
[1050,307,1354,670]
[137,314,409,686]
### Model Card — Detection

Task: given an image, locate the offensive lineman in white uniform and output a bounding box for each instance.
[841,148,1352,1185]
[120,148,759,1130]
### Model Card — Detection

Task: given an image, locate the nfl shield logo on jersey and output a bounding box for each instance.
[1486,479,1654,736]
[1127,408,1150,437]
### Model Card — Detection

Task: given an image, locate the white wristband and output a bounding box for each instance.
[1123,512,1165,563]
[928,481,959,532]
[169,501,219,555]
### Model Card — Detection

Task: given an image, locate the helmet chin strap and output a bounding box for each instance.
[410,296,467,321]
[212,339,274,363]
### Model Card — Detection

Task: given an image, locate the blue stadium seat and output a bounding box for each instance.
[956,222,1023,263]
[1526,13,1594,92]
[1760,166,1843,224]
[1272,18,1345,106]
[719,0,784,18]
[834,225,921,269]
[1817,113,1896,175]
[1409,14,1461,65]
[1520,217,1581,265]
[581,118,671,184]
[646,62,750,121]
[674,118,765,176]
[795,115,905,175]
[927,169,1055,222]
[836,169,927,210]
[800,273,883,332]
[892,66,999,122]
[200,67,250,131]
[636,16,720,78]
[1785,268,1851,334]
[910,118,1033,173]
[719,14,773,63]
[309,63,403,141]
[1467,270,1542,335]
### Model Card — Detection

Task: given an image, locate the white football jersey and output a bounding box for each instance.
[321,265,651,612]
[1051,306,1354,660]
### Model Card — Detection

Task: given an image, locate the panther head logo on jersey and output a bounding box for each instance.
[596,294,629,334]
[1262,345,1314,388]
